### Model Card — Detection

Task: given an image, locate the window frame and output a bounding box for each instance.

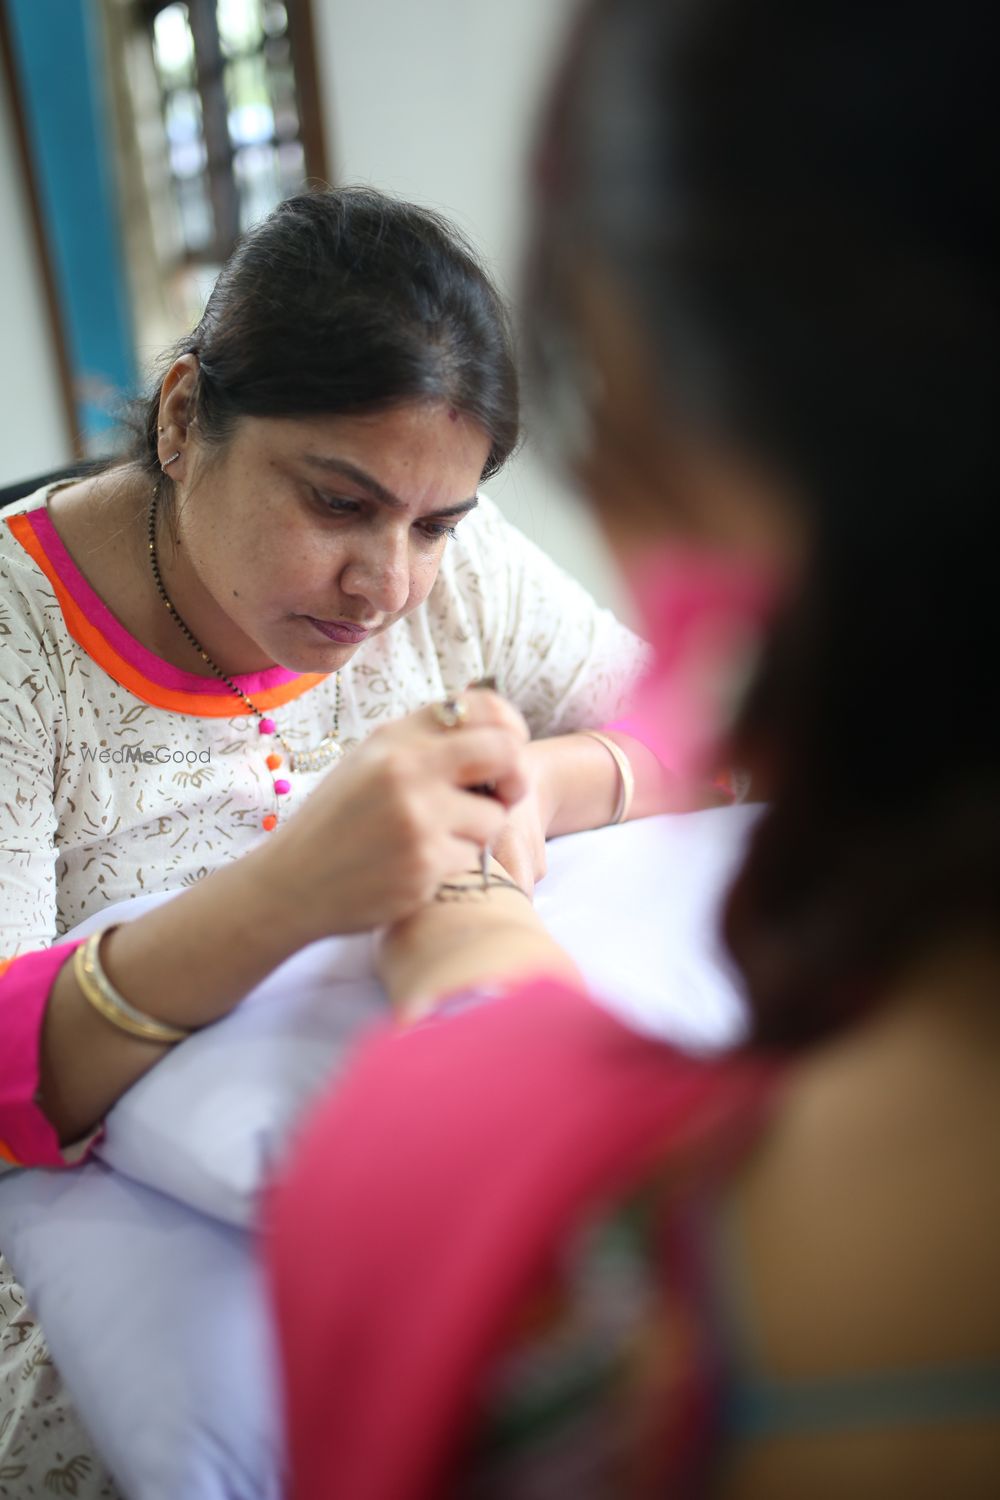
[139,0,329,264]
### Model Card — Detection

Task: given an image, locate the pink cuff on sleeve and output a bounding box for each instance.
[602,720,743,804]
[0,941,86,1168]
[602,716,662,761]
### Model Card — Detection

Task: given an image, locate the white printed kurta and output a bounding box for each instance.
[0,481,647,1496]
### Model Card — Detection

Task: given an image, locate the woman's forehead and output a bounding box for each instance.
[243,405,491,507]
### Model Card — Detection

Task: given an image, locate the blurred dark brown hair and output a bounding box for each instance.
[529,0,998,1044]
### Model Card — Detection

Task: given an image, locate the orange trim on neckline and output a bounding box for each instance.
[7,512,328,717]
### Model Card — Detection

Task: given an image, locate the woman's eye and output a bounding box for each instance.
[315,491,362,516]
[313,490,455,541]
[417,521,458,541]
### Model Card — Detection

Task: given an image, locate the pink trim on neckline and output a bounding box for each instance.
[28,504,300,696]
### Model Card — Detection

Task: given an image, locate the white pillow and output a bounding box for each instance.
[0,1160,282,1500]
[71,807,756,1227]
[0,808,757,1499]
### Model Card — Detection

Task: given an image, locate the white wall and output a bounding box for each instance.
[311,0,628,613]
[0,58,71,485]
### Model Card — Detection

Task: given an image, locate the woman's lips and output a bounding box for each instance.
[304,616,373,644]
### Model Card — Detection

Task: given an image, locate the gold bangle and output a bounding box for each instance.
[579,731,636,825]
[73,929,193,1046]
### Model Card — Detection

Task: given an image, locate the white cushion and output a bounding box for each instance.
[75,808,755,1227]
[0,808,757,1498]
[0,1162,282,1499]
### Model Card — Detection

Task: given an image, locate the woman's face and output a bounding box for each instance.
[165,392,491,675]
[569,262,803,578]
[558,262,805,783]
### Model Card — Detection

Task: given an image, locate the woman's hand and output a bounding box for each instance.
[258,691,531,944]
[488,743,559,894]
[488,729,684,894]
[39,692,528,1148]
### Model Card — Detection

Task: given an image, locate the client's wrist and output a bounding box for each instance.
[433,867,530,904]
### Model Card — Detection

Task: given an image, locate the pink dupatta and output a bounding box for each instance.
[265,978,780,1500]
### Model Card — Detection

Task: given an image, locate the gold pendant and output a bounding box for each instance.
[286,736,344,774]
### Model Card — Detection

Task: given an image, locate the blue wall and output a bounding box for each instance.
[6,0,136,453]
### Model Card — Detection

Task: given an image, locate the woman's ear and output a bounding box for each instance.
[156,354,201,461]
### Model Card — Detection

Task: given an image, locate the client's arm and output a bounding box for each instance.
[378,859,582,1025]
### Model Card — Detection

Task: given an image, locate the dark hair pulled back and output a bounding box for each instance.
[532,0,998,1045]
[135,186,519,485]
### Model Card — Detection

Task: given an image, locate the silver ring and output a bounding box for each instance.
[431,697,468,730]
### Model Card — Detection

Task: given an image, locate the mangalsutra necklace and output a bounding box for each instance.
[147,487,343,832]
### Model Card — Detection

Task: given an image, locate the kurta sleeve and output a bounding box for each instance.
[0,630,87,1169]
[463,498,650,738]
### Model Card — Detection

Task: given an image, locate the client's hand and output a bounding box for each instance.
[260,692,530,944]
[377,855,581,1024]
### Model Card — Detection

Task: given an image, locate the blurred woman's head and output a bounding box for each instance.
[530,0,997,1040]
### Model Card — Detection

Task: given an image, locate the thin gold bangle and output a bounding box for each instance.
[579,731,636,825]
[73,929,192,1046]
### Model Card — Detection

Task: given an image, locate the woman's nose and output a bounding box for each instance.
[340,535,411,615]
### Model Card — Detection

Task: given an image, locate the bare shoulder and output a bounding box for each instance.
[729,962,1000,1376]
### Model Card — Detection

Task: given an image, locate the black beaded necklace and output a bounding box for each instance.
[147,486,343,832]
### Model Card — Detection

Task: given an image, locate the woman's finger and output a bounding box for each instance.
[417,689,529,743]
[487,826,536,895]
[430,727,531,807]
[436,784,516,850]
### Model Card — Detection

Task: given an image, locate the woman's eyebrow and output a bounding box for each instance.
[428,497,480,519]
[300,454,479,519]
